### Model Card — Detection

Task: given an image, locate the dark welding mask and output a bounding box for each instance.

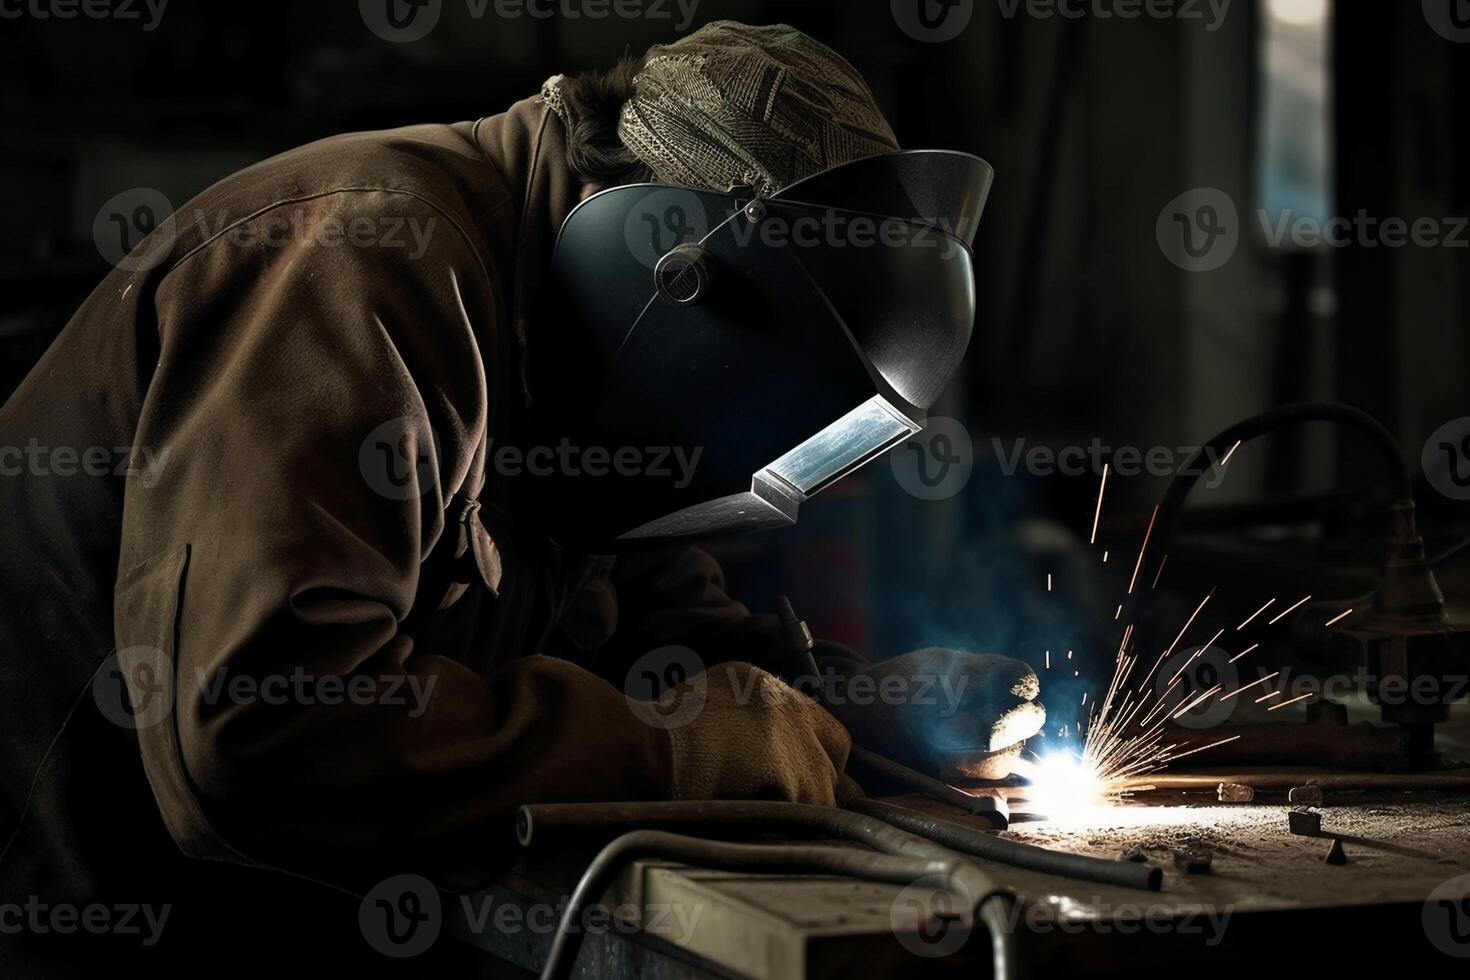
[531,149,993,549]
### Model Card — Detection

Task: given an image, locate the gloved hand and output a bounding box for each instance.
[825,648,1045,780]
[666,661,857,806]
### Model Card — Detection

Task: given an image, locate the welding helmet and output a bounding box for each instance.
[531,149,994,549]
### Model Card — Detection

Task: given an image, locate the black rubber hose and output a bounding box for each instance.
[1126,402,1414,627]
[848,798,1162,891]
[535,829,990,980]
[1155,402,1411,547]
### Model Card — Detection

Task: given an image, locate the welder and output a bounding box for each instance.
[0,20,1043,974]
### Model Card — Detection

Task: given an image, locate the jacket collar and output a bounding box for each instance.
[472,95,581,411]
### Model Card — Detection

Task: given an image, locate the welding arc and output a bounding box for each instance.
[848,798,1162,891]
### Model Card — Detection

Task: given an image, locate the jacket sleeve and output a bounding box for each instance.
[114,191,672,888]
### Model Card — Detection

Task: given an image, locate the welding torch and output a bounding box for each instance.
[774,595,1009,823]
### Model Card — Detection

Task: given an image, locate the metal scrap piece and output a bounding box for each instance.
[1288,807,1323,836]
[1172,849,1213,874]
[1288,785,1324,806]
[1217,782,1254,803]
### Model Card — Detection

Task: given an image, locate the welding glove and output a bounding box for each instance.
[666,661,857,806]
[825,648,1045,780]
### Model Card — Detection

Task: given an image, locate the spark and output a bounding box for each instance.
[1128,505,1159,595]
[1268,692,1314,711]
[1019,468,1306,819]
[1141,591,1213,689]
[1219,440,1243,467]
[1254,690,1280,704]
[1162,734,1241,763]
[1229,643,1259,664]
[1220,670,1280,701]
[1172,683,1222,720]
[1269,595,1312,625]
[1090,464,1109,545]
[1151,554,1169,589]
[1324,608,1354,627]
[1238,598,1276,630]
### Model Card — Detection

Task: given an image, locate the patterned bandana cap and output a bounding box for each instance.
[564,21,899,197]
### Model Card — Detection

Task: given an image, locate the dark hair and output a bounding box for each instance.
[557,56,655,188]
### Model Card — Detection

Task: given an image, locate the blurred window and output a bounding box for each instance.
[1257,0,1334,231]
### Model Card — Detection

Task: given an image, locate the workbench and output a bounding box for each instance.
[450,786,1470,978]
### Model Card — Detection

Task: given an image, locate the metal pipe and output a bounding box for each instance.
[848,798,1162,891]
[520,799,1155,891]
[849,744,1009,824]
[535,829,996,980]
[519,800,995,901]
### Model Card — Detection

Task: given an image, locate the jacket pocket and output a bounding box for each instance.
[113,542,244,863]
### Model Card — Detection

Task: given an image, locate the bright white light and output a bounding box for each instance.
[1014,751,1109,820]
[1267,0,1327,26]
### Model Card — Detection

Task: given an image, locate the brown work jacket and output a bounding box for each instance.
[0,95,795,972]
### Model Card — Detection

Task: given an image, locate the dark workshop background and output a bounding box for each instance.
[1,1,1466,704]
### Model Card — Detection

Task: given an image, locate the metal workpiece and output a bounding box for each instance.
[519,796,1156,892]
[518,800,996,898]
[533,829,996,980]
[520,803,1021,980]
[847,799,1163,892]
[849,746,1011,825]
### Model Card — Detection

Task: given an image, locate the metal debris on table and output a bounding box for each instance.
[1288,808,1324,836]
[1217,782,1254,803]
[1172,849,1213,874]
[1288,785,1324,806]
